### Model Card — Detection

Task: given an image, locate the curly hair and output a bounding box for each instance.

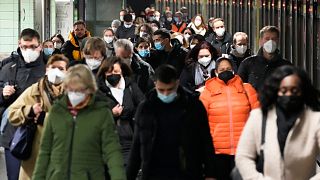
[259,65,320,113]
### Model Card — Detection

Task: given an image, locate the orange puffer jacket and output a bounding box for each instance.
[200,75,260,155]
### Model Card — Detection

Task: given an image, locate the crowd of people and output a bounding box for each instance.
[1,5,320,180]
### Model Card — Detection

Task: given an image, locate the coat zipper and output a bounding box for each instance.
[67,116,76,180]
[226,87,235,155]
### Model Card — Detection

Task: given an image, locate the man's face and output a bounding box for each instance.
[73,24,86,39]
[235,36,248,46]
[155,80,178,96]
[259,31,279,47]
[153,35,167,45]
[213,20,225,31]
[115,47,132,60]
[19,38,41,52]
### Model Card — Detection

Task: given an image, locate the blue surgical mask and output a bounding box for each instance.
[138,49,150,58]
[44,48,54,56]
[154,42,164,51]
[174,17,180,23]
[157,91,177,103]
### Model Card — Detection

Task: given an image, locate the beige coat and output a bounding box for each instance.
[236,107,320,180]
[8,79,53,180]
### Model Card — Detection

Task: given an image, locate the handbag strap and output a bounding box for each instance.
[261,112,267,147]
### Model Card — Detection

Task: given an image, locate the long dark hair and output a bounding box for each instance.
[185,41,218,65]
[259,65,320,113]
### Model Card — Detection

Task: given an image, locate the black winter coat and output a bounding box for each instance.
[98,76,145,166]
[131,54,155,94]
[238,48,292,90]
[205,31,232,55]
[0,49,46,148]
[127,87,215,180]
[115,25,136,42]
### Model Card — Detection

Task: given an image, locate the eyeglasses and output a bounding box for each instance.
[20,45,40,50]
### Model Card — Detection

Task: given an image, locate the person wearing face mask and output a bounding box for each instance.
[180,41,218,94]
[160,10,173,30]
[187,15,207,36]
[200,57,260,180]
[42,40,55,63]
[236,65,320,180]
[61,20,91,65]
[114,39,154,94]
[189,34,206,50]
[115,14,136,42]
[181,27,195,49]
[50,33,65,55]
[238,26,291,90]
[227,32,252,72]
[171,11,187,33]
[119,9,128,23]
[134,37,159,70]
[103,28,117,58]
[7,54,69,180]
[81,37,106,75]
[111,19,121,33]
[205,18,232,55]
[127,65,216,180]
[32,64,126,180]
[97,57,144,167]
[0,28,46,180]
[135,23,153,43]
[152,29,188,75]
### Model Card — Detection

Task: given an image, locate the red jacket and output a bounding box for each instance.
[200,75,260,155]
[171,22,187,33]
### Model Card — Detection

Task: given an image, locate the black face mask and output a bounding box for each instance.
[106,74,121,87]
[218,71,235,84]
[276,95,304,112]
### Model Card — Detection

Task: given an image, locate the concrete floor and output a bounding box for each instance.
[0,147,8,180]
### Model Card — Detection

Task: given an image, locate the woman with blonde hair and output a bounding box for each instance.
[187,15,207,36]
[33,64,126,180]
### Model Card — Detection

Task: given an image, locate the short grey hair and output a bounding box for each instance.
[233,32,248,44]
[111,19,121,28]
[114,39,134,52]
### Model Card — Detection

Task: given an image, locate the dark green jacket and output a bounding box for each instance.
[32,95,126,180]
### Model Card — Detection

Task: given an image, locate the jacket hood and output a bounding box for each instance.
[204,75,246,95]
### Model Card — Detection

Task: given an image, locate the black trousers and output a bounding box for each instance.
[214,154,235,180]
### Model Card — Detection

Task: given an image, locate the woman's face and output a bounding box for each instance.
[105,63,122,76]
[197,49,211,60]
[216,60,232,74]
[184,29,192,36]
[278,74,302,97]
[85,50,104,61]
[136,42,150,51]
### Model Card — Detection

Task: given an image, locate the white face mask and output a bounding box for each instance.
[198,56,212,66]
[120,16,124,21]
[215,27,225,37]
[167,17,172,22]
[86,58,102,70]
[112,27,117,33]
[47,68,65,85]
[21,48,40,63]
[124,23,133,29]
[190,44,196,49]
[131,14,136,21]
[194,19,202,27]
[235,45,248,55]
[263,40,277,54]
[54,42,62,49]
[104,36,114,43]
[68,91,86,107]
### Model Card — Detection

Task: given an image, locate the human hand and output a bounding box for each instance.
[112,104,123,117]
[2,85,15,97]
